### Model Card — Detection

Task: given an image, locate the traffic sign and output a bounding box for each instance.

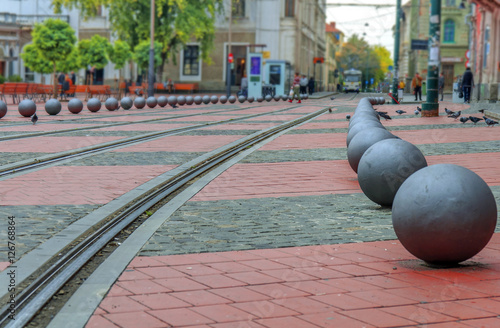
[313,57,324,64]
[228,53,233,63]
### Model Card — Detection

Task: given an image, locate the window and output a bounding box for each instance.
[483,26,490,68]
[443,20,455,43]
[233,0,245,17]
[445,0,456,6]
[24,66,34,82]
[182,45,199,76]
[285,0,294,17]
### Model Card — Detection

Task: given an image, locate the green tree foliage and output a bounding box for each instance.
[31,18,76,96]
[109,40,132,70]
[52,0,223,80]
[78,35,111,84]
[133,40,163,79]
[21,44,53,75]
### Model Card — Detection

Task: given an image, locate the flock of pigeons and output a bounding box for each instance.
[345,106,498,127]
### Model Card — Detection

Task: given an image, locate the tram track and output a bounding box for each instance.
[0,106,329,328]
[0,104,307,179]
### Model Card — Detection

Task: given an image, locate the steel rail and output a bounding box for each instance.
[0,107,328,328]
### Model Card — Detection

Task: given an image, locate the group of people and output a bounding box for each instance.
[288,73,315,103]
[57,71,76,98]
[399,67,474,104]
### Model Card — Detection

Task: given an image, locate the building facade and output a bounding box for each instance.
[325,21,344,92]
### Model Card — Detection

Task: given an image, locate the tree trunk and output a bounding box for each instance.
[53,62,58,99]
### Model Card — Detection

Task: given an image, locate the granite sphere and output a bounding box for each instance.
[18,99,37,117]
[120,97,133,110]
[347,128,398,173]
[0,101,7,118]
[134,97,146,109]
[105,97,119,111]
[87,98,101,112]
[45,99,61,115]
[146,96,157,108]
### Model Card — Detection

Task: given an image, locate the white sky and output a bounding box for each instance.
[326,0,397,58]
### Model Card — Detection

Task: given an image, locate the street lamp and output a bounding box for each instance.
[147,0,155,98]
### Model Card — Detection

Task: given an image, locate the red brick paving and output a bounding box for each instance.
[0,136,123,153]
[87,235,500,328]
[112,135,245,152]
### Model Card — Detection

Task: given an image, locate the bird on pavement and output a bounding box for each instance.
[171,104,178,109]
[378,112,392,120]
[448,111,461,119]
[459,117,469,124]
[396,110,406,115]
[346,114,351,120]
[416,106,422,112]
[31,113,38,125]
[478,109,485,113]
[330,96,336,101]
[328,108,332,113]
[444,108,454,115]
[484,116,499,127]
[376,111,388,115]
[468,116,483,125]
[414,109,420,115]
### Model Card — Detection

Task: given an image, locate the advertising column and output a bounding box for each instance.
[247,53,263,98]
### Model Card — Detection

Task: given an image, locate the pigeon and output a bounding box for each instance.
[448,111,461,119]
[346,114,350,120]
[468,116,483,125]
[459,116,469,124]
[395,110,406,115]
[478,109,485,113]
[330,96,336,101]
[414,109,420,115]
[416,106,422,112]
[484,116,499,127]
[378,112,392,120]
[171,104,178,109]
[31,113,38,125]
[444,108,454,115]
[328,108,332,113]
[376,111,388,115]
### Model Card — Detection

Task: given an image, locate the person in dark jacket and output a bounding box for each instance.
[308,76,315,95]
[461,67,474,104]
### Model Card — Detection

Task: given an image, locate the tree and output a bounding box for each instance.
[373,45,393,85]
[31,18,76,97]
[78,34,111,85]
[21,44,53,83]
[108,39,132,89]
[133,40,162,82]
[52,0,223,81]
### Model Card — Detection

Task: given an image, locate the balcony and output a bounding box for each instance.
[0,13,69,26]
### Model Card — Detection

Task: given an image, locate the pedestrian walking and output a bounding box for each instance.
[438,72,445,101]
[288,72,301,103]
[308,76,315,95]
[398,80,405,102]
[299,75,308,95]
[462,67,474,104]
[411,72,423,101]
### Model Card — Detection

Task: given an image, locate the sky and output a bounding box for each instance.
[326,0,398,58]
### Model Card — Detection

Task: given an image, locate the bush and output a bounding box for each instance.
[8,75,22,82]
[0,75,5,84]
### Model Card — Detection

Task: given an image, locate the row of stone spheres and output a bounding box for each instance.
[346,97,497,266]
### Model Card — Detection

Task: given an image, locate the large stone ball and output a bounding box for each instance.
[303,94,308,100]
[210,95,219,104]
[281,95,288,101]
[346,122,385,147]
[45,99,61,115]
[168,96,178,107]
[0,101,7,119]
[105,97,119,111]
[18,99,37,117]
[392,164,497,265]
[274,95,281,101]
[185,96,194,105]
[257,96,264,102]
[247,96,255,103]
[121,97,133,110]
[146,96,157,108]
[67,98,83,114]
[134,97,146,109]
[219,96,228,104]
[156,96,167,107]
[202,95,211,104]
[238,95,246,103]
[349,113,381,129]
[228,96,236,104]
[177,96,186,106]
[358,139,427,207]
[87,98,101,112]
[265,95,272,102]
[194,96,203,105]
[347,128,398,173]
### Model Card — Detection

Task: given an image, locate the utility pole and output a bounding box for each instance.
[147,0,155,97]
[391,0,401,104]
[226,0,232,97]
[421,0,440,116]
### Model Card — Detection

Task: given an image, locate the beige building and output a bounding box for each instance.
[324,22,344,92]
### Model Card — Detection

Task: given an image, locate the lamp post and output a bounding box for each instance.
[226,0,232,97]
[391,0,401,104]
[147,0,155,98]
[421,0,441,116]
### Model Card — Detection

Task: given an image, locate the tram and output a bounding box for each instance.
[343,68,362,92]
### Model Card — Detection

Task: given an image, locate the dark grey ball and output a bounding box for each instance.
[194,96,203,105]
[45,98,61,115]
[185,96,194,105]
[87,98,101,112]
[238,95,246,103]
[177,96,186,106]
[247,96,254,103]
[219,96,228,104]
[202,95,211,104]
[257,96,264,102]
[146,96,157,108]
[210,96,218,104]
[393,164,497,265]
[105,97,119,111]
[18,99,37,117]
[265,95,272,102]
[281,95,288,101]
[228,96,236,104]
[303,94,308,100]
[274,95,281,101]
[358,139,427,207]
[157,96,168,107]
[134,97,146,109]
[120,97,133,110]
[347,127,398,173]
[168,96,178,106]
[346,122,385,147]
[0,100,7,118]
